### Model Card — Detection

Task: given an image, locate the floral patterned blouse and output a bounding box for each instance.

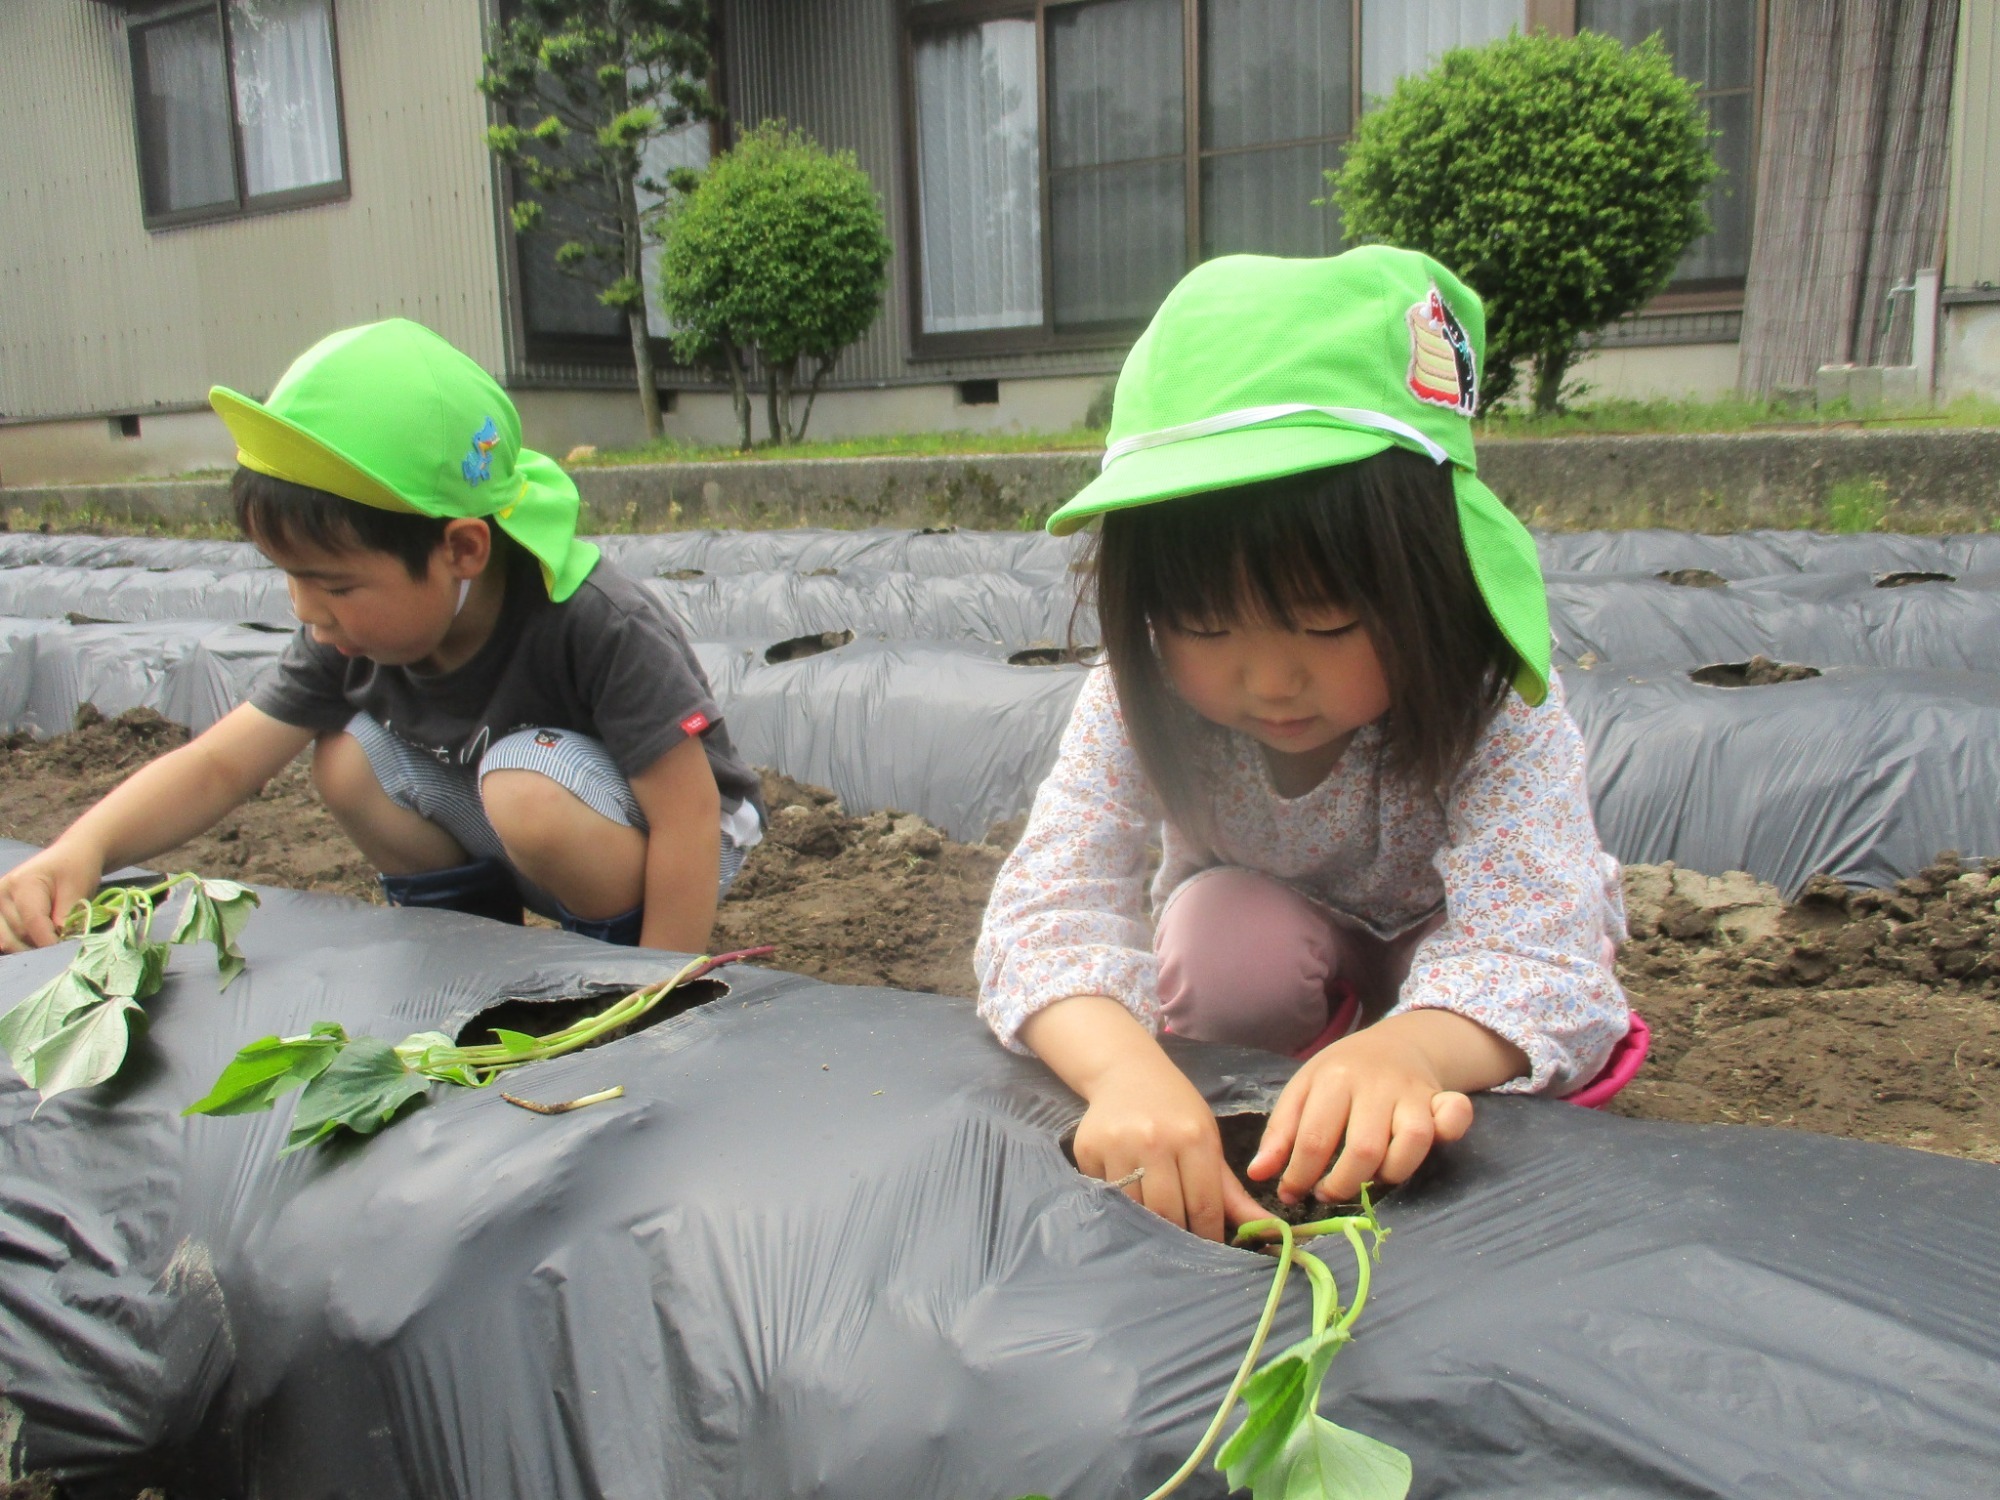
[973,667,1630,1095]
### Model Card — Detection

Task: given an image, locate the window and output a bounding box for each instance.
[904,0,1757,351]
[1576,0,1760,288]
[513,118,715,352]
[905,0,1524,350]
[128,0,348,228]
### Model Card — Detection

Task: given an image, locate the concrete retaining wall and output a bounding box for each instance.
[5,428,1996,534]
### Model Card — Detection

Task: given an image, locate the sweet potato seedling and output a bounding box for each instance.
[0,874,259,1105]
[1015,1189,1409,1500]
[187,945,774,1155]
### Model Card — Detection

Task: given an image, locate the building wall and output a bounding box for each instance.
[716,0,1133,397]
[0,0,507,482]
[1946,0,2000,291]
[1942,0,2000,399]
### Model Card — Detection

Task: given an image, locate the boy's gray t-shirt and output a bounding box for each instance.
[250,553,764,819]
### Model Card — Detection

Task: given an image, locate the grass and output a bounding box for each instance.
[573,425,1109,467]
[1472,392,2000,439]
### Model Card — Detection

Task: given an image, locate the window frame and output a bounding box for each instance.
[126,0,353,233]
[901,0,1361,359]
[1560,0,1768,300]
[491,0,730,371]
[900,0,1765,357]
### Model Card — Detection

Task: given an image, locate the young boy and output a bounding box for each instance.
[0,319,763,954]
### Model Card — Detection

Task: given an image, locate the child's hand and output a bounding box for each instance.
[1248,1010,1527,1204]
[1072,1049,1268,1243]
[0,840,103,953]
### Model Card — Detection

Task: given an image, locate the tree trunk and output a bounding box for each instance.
[790,356,835,444]
[1533,346,1571,416]
[617,168,664,442]
[628,307,663,442]
[764,357,784,449]
[721,343,753,451]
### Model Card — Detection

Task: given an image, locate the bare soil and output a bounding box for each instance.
[3,709,1995,1168]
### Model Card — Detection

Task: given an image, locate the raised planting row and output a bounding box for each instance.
[0,529,1994,888]
[0,858,1994,1498]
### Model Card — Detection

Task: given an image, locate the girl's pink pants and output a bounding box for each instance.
[1154,866,1626,1072]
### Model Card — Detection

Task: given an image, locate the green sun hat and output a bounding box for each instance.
[210,319,598,602]
[1050,245,1549,704]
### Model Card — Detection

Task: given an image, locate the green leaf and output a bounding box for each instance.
[72,926,160,1001]
[1229,1414,1411,1500]
[392,1030,457,1071]
[281,1037,430,1155]
[489,1028,540,1057]
[20,996,144,1104]
[1217,1325,1350,1483]
[393,1031,483,1087]
[183,1022,348,1117]
[169,881,259,990]
[0,970,106,1084]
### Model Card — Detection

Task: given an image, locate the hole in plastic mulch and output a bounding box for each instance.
[1008,643,1099,667]
[1689,655,1823,688]
[765,629,855,664]
[1655,568,1730,588]
[453,978,730,1053]
[1057,1111,1389,1230]
[1875,570,1957,588]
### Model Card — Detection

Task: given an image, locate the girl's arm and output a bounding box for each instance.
[1023,995,1266,1243]
[979,670,1262,1242]
[628,735,722,954]
[1253,676,1625,1203]
[0,703,313,950]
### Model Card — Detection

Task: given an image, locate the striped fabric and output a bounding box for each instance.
[346,714,746,893]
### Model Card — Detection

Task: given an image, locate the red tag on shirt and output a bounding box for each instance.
[680,711,711,737]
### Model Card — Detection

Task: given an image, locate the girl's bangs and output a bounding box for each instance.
[1128,482,1361,632]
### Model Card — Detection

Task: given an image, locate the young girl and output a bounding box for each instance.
[974,246,1637,1243]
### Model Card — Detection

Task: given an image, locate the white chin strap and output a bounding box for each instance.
[454,578,472,618]
[1100,403,1450,471]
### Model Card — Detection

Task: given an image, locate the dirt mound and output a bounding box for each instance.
[711,771,1005,997]
[0,709,1993,1165]
[0,707,379,902]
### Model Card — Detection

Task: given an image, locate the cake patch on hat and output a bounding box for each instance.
[1406,285,1478,416]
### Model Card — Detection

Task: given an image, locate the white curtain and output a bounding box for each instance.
[913,19,1044,333]
[643,118,712,338]
[1360,0,1528,101]
[139,12,235,212]
[229,0,343,196]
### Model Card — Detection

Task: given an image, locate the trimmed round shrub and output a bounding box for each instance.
[659,120,893,447]
[1331,30,1718,413]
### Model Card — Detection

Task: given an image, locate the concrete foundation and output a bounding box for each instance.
[1567,340,1742,402]
[6,427,1996,536]
[1942,301,2000,402]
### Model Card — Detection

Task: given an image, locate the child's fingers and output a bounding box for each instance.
[1313,1091,1391,1203]
[1277,1074,1354,1203]
[1138,1160,1191,1237]
[1248,1068,1310,1181]
[1431,1090,1474,1142]
[1375,1096,1440,1186]
[1176,1149,1230,1244]
[1222,1170,1267,1231]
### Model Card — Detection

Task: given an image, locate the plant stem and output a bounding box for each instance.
[1138,1218,1300,1500]
[428,946,776,1082]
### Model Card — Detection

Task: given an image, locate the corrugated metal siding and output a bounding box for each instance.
[721,0,1128,388]
[0,0,506,422]
[1948,0,2000,289]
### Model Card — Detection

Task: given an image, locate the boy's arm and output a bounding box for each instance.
[0,703,313,951]
[629,735,721,955]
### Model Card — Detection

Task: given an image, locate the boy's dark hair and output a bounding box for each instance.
[233,467,498,578]
[1086,447,1518,838]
